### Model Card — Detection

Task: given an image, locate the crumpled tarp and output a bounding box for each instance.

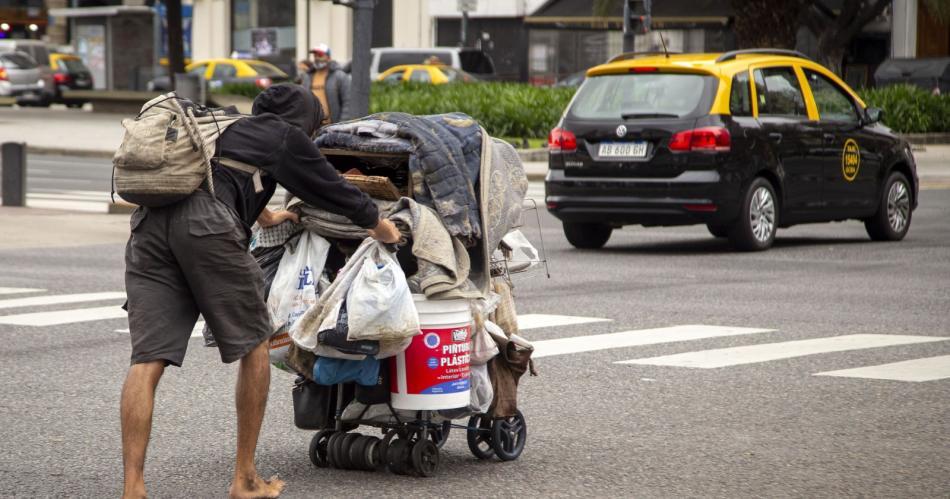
[316,112,483,244]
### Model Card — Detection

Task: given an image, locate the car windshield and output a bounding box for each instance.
[246,62,286,77]
[570,72,711,119]
[0,52,37,70]
[58,58,88,73]
[378,51,452,72]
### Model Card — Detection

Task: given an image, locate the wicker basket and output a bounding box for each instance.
[342,174,402,201]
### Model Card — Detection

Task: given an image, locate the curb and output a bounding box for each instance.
[27,146,114,159]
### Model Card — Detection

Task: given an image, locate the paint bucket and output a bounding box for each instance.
[390,295,472,410]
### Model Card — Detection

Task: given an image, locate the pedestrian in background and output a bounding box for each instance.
[298,43,352,125]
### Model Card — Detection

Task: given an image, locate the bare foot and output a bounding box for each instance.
[228,474,285,499]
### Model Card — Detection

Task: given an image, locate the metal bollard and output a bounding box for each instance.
[173,73,206,105]
[1,142,27,207]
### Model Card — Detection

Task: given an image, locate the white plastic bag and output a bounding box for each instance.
[266,232,330,366]
[471,320,501,365]
[345,242,420,341]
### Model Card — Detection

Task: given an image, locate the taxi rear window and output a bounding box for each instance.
[569,72,714,120]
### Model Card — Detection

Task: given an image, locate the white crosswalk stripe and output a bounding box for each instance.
[0,305,127,326]
[814,355,950,382]
[0,292,126,310]
[17,188,290,213]
[617,334,949,368]
[533,325,775,359]
[0,287,46,295]
[116,322,206,338]
[518,314,610,331]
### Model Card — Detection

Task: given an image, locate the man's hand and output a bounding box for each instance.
[257,208,300,228]
[367,218,401,244]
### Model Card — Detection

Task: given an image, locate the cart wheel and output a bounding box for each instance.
[362,436,381,471]
[429,420,451,449]
[411,438,441,477]
[338,433,361,469]
[326,432,345,469]
[386,438,412,475]
[348,435,371,471]
[308,430,334,468]
[491,410,527,461]
[376,429,399,471]
[467,413,495,460]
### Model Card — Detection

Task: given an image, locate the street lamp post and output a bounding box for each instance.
[324,0,374,118]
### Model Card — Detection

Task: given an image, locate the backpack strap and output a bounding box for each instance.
[217,157,265,193]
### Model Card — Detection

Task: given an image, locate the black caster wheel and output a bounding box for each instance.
[308,429,334,468]
[361,436,381,471]
[429,420,451,449]
[386,438,413,475]
[467,413,495,460]
[338,433,361,469]
[491,410,527,461]
[411,438,441,477]
[326,432,345,469]
[376,429,399,471]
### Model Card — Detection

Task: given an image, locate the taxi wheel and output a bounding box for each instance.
[729,177,777,251]
[563,222,612,249]
[865,172,912,241]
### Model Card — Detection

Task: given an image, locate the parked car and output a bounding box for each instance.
[378,64,479,84]
[0,52,45,106]
[545,49,918,251]
[49,53,93,108]
[148,58,289,92]
[0,39,54,106]
[369,47,495,81]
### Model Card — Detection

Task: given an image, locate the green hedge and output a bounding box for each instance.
[858,84,950,134]
[217,81,950,136]
[369,82,576,139]
[214,81,575,139]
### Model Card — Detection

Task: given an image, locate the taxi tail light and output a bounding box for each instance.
[548,127,577,153]
[254,77,273,89]
[53,73,71,84]
[669,126,731,152]
[629,67,658,73]
[0,67,7,81]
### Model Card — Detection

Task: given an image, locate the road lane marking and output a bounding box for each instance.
[518,314,611,331]
[0,287,46,295]
[116,321,205,338]
[0,306,126,326]
[617,334,949,368]
[0,292,125,310]
[814,355,950,382]
[532,325,775,359]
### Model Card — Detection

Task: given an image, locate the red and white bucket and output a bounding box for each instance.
[390,295,471,410]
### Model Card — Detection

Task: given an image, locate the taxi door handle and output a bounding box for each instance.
[768,132,783,144]
[823,133,836,144]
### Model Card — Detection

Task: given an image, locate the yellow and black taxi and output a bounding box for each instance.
[545,49,918,251]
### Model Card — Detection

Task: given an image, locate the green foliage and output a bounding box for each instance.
[370,82,576,139]
[858,84,950,134]
[212,83,263,99]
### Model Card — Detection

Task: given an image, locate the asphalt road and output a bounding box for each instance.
[0,172,948,497]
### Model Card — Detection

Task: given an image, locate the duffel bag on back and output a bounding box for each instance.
[113,93,245,207]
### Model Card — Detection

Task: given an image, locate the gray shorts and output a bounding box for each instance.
[124,190,271,366]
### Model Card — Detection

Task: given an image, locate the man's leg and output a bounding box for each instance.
[120,361,165,499]
[229,341,285,499]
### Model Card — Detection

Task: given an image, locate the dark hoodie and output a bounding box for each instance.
[212,84,378,232]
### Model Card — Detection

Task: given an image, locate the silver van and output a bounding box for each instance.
[368,47,495,80]
[0,40,55,106]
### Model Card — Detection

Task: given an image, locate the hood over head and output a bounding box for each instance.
[251,83,323,138]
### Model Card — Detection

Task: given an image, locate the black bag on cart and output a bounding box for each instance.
[354,358,391,405]
[292,375,354,430]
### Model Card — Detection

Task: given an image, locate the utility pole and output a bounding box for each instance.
[166,0,185,87]
[348,0,374,118]
[458,0,476,47]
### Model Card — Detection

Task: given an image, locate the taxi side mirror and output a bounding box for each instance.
[865,107,883,125]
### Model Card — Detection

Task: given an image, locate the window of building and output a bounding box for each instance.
[231,0,296,75]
